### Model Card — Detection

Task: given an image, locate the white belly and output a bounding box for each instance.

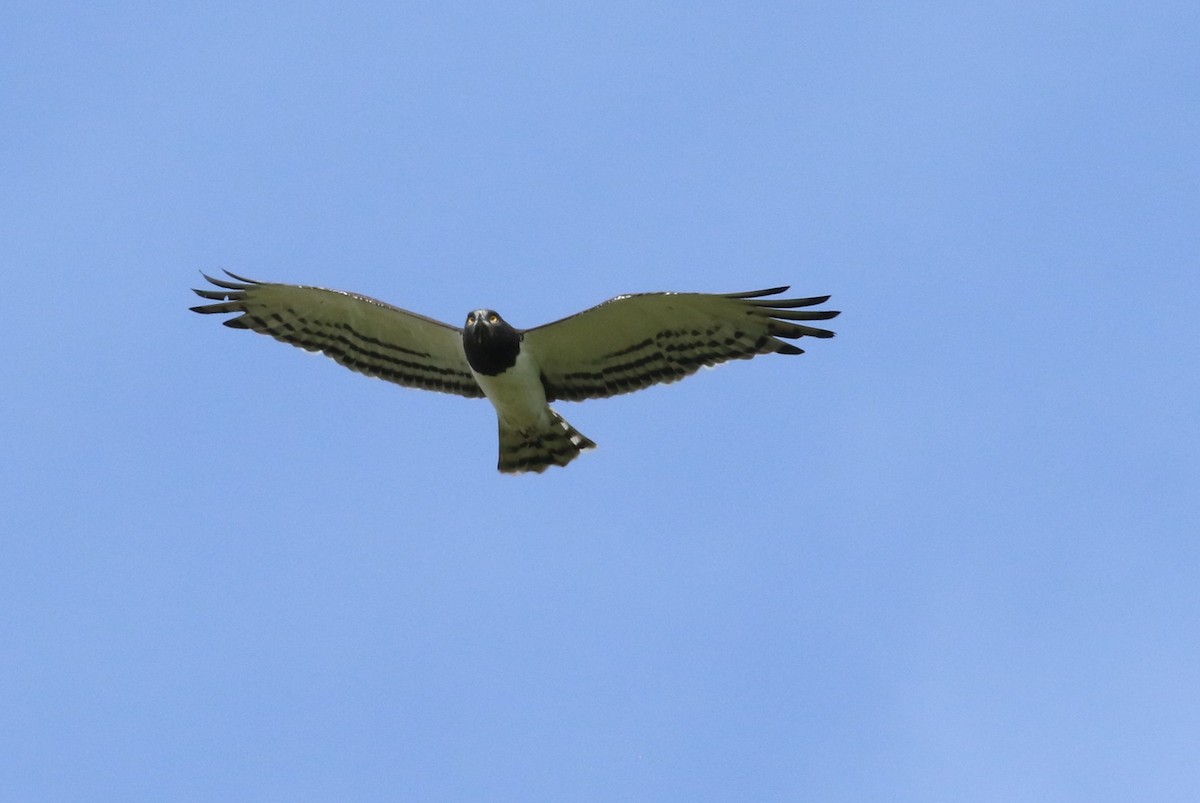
[472,349,549,431]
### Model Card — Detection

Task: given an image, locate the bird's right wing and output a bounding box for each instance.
[190,271,483,398]
[523,287,839,402]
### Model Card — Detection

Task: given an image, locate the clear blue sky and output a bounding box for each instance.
[3,2,1198,800]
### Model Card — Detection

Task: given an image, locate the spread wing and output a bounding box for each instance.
[190,271,483,398]
[523,287,839,402]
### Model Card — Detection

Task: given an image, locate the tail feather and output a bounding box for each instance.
[498,409,596,474]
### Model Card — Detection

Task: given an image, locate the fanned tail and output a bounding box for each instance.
[497,409,596,474]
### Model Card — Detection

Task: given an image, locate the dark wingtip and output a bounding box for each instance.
[195,271,254,291]
[221,269,259,284]
[801,310,841,321]
[726,286,791,299]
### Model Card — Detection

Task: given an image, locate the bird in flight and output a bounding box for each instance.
[191,272,840,473]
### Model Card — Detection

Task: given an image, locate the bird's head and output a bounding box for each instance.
[463,309,522,375]
[465,309,507,345]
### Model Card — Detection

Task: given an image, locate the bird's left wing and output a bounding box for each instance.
[523,287,839,402]
[191,271,483,398]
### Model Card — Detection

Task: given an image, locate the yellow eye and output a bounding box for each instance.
[488,313,499,324]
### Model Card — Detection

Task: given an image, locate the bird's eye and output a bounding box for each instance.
[488,313,499,324]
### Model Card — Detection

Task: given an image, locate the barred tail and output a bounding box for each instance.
[497,409,596,474]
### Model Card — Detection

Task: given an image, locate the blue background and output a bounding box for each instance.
[3,2,1197,800]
